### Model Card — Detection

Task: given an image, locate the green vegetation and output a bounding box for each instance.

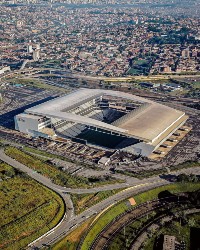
[23,145,100,170]
[109,187,200,250]
[23,146,71,161]
[52,218,94,250]
[134,183,200,204]
[192,81,200,89]
[127,57,155,76]
[81,201,128,250]
[71,189,124,214]
[5,147,120,188]
[168,78,200,98]
[81,183,200,250]
[177,173,200,183]
[127,68,142,75]
[144,212,200,250]
[148,28,192,45]
[134,59,148,65]
[0,161,64,250]
[109,211,157,250]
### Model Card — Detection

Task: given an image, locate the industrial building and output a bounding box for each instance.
[15,89,188,156]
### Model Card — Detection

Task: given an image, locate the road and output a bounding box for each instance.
[0,149,200,249]
[100,74,200,82]
[0,149,74,219]
[2,65,200,82]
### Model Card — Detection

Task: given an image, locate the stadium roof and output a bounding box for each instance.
[26,88,152,114]
[116,103,186,142]
[25,88,186,143]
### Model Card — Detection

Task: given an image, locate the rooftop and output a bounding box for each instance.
[117,103,185,142]
[26,88,150,114]
[25,88,186,143]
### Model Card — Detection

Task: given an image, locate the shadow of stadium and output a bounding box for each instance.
[0,96,58,129]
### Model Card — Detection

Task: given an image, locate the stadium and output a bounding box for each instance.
[15,88,188,157]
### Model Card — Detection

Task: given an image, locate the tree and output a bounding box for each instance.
[188,218,196,227]
[177,173,189,183]
[189,189,200,205]
[188,174,198,183]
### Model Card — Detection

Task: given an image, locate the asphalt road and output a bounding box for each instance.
[3,66,200,83]
[0,149,200,249]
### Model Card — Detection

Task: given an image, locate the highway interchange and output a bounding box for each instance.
[0,149,200,249]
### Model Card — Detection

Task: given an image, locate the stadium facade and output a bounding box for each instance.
[15,89,188,156]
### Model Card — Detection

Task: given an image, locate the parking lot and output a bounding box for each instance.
[0,84,60,128]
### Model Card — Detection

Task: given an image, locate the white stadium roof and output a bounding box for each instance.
[26,88,152,114]
[25,88,187,143]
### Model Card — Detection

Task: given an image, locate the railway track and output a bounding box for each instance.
[89,196,184,250]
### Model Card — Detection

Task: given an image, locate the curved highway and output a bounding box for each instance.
[0,149,200,249]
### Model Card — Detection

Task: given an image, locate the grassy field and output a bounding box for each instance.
[134,59,148,65]
[52,218,94,250]
[127,68,142,75]
[0,161,65,250]
[81,183,200,250]
[5,147,120,188]
[23,146,75,162]
[71,189,124,214]
[192,81,200,89]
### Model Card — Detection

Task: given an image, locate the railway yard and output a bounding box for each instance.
[89,196,185,250]
[86,193,200,250]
